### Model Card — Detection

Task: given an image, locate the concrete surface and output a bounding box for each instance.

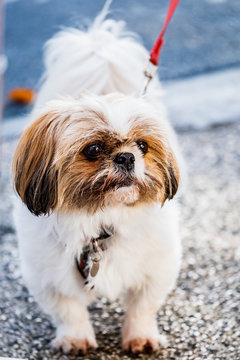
[0,121,239,359]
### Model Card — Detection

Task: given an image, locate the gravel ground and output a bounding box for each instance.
[0,122,240,360]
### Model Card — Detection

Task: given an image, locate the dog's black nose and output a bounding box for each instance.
[114,152,135,171]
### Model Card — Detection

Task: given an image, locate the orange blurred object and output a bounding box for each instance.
[8,87,35,104]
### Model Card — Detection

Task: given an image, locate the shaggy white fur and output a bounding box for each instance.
[13,6,182,355]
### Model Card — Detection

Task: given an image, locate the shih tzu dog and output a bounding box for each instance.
[12,5,182,355]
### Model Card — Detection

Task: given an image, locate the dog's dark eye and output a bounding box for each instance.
[83,143,104,161]
[136,140,148,155]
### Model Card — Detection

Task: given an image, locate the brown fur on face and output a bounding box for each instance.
[12,97,179,216]
[128,116,179,205]
[13,112,59,216]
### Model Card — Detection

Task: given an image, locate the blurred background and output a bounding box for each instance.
[0,1,240,359]
[1,0,240,129]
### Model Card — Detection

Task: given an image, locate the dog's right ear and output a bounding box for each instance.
[12,112,59,216]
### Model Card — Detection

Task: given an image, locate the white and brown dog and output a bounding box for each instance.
[12,7,182,355]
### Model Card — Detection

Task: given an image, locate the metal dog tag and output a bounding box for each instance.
[89,239,102,278]
[90,259,100,277]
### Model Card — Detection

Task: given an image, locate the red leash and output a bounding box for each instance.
[143,0,180,94]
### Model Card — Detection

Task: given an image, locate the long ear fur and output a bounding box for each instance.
[12,113,59,216]
[163,151,180,204]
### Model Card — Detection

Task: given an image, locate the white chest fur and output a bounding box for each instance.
[14,199,181,302]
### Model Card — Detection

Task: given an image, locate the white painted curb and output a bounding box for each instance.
[164,67,240,130]
[1,114,30,139]
[0,54,8,75]
[0,358,27,360]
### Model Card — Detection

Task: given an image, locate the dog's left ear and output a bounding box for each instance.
[162,150,180,204]
[12,112,59,216]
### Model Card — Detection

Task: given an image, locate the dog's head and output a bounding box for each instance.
[13,94,180,215]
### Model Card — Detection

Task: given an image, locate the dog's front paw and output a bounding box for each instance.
[52,335,97,355]
[123,337,159,354]
[123,335,168,354]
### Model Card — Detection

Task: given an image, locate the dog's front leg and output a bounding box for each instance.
[47,293,97,355]
[122,286,169,354]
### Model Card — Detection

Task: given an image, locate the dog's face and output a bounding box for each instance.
[13,94,179,215]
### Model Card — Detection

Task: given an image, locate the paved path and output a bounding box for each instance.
[1,122,239,359]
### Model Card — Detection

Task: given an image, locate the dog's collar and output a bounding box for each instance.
[76,227,113,283]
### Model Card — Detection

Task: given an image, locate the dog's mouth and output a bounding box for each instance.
[72,173,140,211]
[115,178,133,189]
[95,172,135,193]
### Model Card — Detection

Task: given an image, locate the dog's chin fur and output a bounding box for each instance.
[12,12,183,355]
[106,184,140,206]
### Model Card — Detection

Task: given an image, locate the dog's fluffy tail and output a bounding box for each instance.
[35,5,162,108]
